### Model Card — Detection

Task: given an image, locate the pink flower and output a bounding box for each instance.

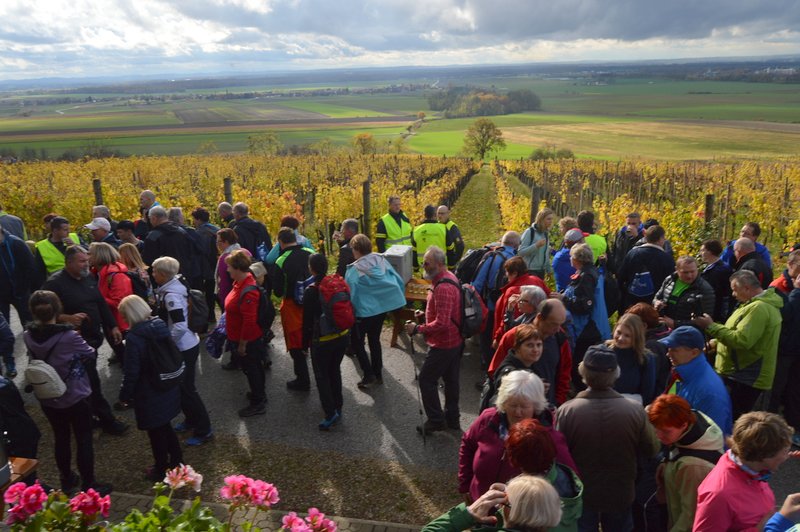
[282,512,311,532]
[165,464,203,492]
[69,489,111,519]
[306,508,337,532]
[5,504,29,525]
[247,479,279,508]
[18,482,47,515]
[220,475,253,505]
[3,482,26,505]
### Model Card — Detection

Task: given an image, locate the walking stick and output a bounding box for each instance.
[407,322,426,446]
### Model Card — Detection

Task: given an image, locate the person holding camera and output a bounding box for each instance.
[653,256,714,330]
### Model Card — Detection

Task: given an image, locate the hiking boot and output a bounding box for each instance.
[86,482,113,497]
[186,431,214,446]
[416,420,446,435]
[102,420,129,436]
[357,375,376,389]
[286,379,310,391]
[61,471,80,495]
[238,403,266,417]
[318,412,340,431]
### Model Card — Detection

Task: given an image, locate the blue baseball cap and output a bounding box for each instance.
[658,326,705,350]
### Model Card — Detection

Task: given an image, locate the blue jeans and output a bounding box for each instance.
[578,507,633,532]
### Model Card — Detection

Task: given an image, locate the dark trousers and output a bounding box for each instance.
[311,335,348,418]
[179,344,211,436]
[419,344,462,424]
[236,339,266,404]
[479,309,495,370]
[84,353,116,426]
[0,294,32,326]
[42,399,95,489]
[352,313,386,379]
[203,279,217,321]
[290,348,310,385]
[725,378,763,420]
[146,422,183,475]
[769,355,800,430]
[578,507,633,532]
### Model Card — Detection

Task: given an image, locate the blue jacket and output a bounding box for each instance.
[472,245,516,311]
[721,239,772,270]
[345,253,406,318]
[553,247,576,292]
[674,354,733,435]
[121,318,181,430]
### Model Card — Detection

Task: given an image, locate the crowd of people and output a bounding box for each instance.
[0,194,799,530]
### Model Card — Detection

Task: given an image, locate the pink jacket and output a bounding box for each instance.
[693,451,775,532]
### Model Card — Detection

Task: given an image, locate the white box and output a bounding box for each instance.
[382,245,413,284]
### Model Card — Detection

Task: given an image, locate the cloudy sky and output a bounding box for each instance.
[2,0,799,80]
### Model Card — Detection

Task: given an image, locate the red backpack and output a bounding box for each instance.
[318,274,356,336]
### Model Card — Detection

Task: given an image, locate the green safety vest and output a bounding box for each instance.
[35,233,80,274]
[412,222,447,266]
[381,213,412,249]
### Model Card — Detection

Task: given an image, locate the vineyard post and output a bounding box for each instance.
[223,177,233,204]
[92,178,104,205]
[362,178,371,239]
[704,194,715,227]
[530,187,543,225]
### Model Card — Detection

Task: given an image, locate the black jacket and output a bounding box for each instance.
[336,240,355,277]
[142,222,200,283]
[0,230,35,299]
[195,222,220,281]
[701,260,733,321]
[734,251,773,289]
[233,217,271,258]
[272,244,311,301]
[775,271,800,358]
[653,273,715,328]
[618,244,676,309]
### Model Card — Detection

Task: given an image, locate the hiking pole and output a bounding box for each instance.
[407,321,426,446]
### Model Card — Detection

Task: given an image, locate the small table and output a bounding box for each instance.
[1,457,39,515]
[390,279,431,347]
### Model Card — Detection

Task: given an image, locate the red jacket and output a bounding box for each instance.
[492,274,551,342]
[224,274,262,342]
[419,269,462,349]
[489,325,572,406]
[97,262,132,331]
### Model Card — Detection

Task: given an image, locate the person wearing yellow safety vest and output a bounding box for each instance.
[412,205,453,269]
[437,205,465,269]
[33,216,81,288]
[375,196,412,253]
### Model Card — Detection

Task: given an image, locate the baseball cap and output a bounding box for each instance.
[658,326,705,350]
[582,344,618,372]
[564,228,584,243]
[85,217,111,232]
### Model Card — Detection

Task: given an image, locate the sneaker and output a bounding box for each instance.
[174,421,194,433]
[186,432,214,446]
[792,433,800,448]
[61,471,80,495]
[85,482,113,497]
[416,420,446,435]
[318,412,340,431]
[238,403,266,417]
[5,369,17,379]
[102,420,129,436]
[357,375,376,389]
[286,379,310,391]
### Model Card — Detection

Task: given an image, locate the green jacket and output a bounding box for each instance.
[546,463,583,532]
[709,287,783,390]
[422,503,514,532]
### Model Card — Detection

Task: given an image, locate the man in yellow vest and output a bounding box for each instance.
[33,216,81,287]
[437,204,465,269]
[376,196,412,253]
[412,205,452,268]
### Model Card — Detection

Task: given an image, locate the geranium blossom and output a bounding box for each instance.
[69,488,111,519]
[282,512,312,532]
[164,464,203,492]
[4,482,47,525]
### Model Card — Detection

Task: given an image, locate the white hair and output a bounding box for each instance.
[496,371,547,415]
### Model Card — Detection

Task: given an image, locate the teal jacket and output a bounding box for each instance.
[709,287,783,390]
[344,253,406,318]
[518,224,552,274]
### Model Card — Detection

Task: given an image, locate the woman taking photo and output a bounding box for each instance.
[459,370,575,503]
[89,242,132,365]
[152,256,212,446]
[606,313,657,405]
[519,208,555,280]
[224,249,266,418]
[491,257,550,347]
[118,294,183,481]
[344,234,405,388]
[23,290,111,495]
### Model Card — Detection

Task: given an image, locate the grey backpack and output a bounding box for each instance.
[25,334,67,400]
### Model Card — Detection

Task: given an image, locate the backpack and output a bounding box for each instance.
[629,270,655,299]
[317,275,356,337]
[144,334,185,391]
[294,275,315,305]
[239,284,276,335]
[109,271,149,301]
[473,249,510,304]
[25,335,67,400]
[454,243,498,284]
[177,276,210,334]
[205,313,228,359]
[435,278,488,339]
[600,265,621,317]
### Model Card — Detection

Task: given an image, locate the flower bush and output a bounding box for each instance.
[3,465,336,532]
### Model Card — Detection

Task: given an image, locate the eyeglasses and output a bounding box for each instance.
[517,299,530,305]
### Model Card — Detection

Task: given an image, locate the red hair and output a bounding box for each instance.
[647,394,696,429]
[505,419,556,475]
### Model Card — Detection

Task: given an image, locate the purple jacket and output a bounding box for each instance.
[216,245,251,307]
[458,407,577,501]
[23,323,95,409]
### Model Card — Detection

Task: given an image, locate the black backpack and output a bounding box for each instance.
[109,271,149,301]
[177,276,210,334]
[473,249,510,304]
[454,243,499,284]
[239,284,275,335]
[144,334,185,391]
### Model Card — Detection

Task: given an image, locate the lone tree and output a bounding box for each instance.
[248,131,283,156]
[463,118,506,159]
[352,133,377,155]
